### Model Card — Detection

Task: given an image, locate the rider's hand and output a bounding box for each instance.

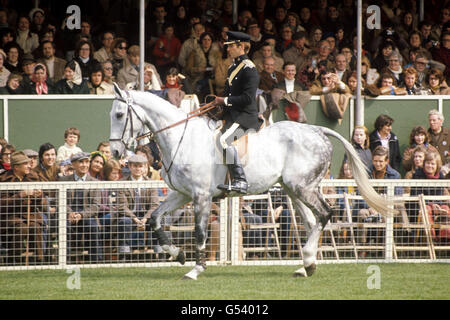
[214,96,225,106]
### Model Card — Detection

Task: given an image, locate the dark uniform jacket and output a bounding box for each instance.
[222,54,260,131]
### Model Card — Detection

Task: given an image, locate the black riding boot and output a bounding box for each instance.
[217,146,248,194]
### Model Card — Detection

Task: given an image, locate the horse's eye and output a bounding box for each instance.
[116,112,124,119]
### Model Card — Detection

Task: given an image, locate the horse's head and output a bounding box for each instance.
[109,84,147,159]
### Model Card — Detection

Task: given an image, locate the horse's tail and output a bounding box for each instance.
[320,127,396,217]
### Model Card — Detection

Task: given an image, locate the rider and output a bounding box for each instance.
[214,31,260,194]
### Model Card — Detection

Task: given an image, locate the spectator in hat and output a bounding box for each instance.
[55,60,90,94]
[282,31,310,73]
[21,53,36,85]
[24,63,55,94]
[58,152,103,262]
[0,150,47,263]
[0,48,10,87]
[117,154,159,257]
[23,149,38,170]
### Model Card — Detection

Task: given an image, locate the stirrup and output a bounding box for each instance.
[217,180,248,194]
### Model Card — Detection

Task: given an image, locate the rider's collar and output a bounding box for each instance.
[234,54,248,63]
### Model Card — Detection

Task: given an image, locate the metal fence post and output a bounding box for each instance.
[58,185,67,268]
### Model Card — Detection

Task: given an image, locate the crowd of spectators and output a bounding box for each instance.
[0,0,450,263]
[0,0,449,98]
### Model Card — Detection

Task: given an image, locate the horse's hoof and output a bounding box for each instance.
[293,267,307,277]
[305,263,316,277]
[176,249,186,265]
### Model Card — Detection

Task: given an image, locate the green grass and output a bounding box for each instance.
[0,264,448,300]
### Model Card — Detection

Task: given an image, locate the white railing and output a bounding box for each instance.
[0,179,449,271]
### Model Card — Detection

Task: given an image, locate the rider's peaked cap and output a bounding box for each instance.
[224,31,251,45]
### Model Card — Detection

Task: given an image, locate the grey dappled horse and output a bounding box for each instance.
[109,86,393,280]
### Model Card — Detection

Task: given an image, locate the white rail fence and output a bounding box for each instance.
[0,179,449,270]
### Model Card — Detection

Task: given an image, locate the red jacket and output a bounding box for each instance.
[152,35,182,67]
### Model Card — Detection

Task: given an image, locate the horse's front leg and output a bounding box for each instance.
[182,193,212,280]
[149,191,191,264]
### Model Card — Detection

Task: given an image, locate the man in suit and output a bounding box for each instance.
[38,40,66,83]
[214,31,260,194]
[259,56,284,92]
[58,152,102,262]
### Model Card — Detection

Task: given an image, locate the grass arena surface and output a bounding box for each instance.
[0,264,448,300]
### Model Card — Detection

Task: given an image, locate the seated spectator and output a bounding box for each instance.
[286,12,305,35]
[117,154,159,257]
[425,68,450,94]
[110,38,128,77]
[93,31,115,63]
[395,11,419,45]
[308,26,323,52]
[0,143,15,175]
[126,63,162,91]
[87,65,114,95]
[185,31,221,101]
[178,22,205,72]
[322,32,338,61]
[0,48,10,86]
[309,68,351,95]
[334,53,352,82]
[361,55,380,86]
[259,56,284,92]
[369,114,402,172]
[299,7,314,34]
[37,40,66,83]
[402,125,439,172]
[88,151,106,180]
[0,73,23,94]
[411,151,450,242]
[261,18,277,38]
[162,67,193,94]
[404,145,427,180]
[282,31,310,73]
[0,27,16,49]
[253,41,284,73]
[15,15,39,55]
[59,152,103,262]
[400,66,428,95]
[3,42,22,74]
[275,62,306,93]
[117,45,162,90]
[381,51,404,87]
[101,60,115,85]
[419,20,438,51]
[372,39,396,73]
[55,60,90,94]
[20,53,35,84]
[375,72,405,95]
[74,40,99,81]
[313,39,336,71]
[246,18,264,58]
[275,24,294,55]
[24,63,55,94]
[431,31,450,82]
[34,143,59,182]
[0,151,47,263]
[23,149,38,170]
[427,109,450,172]
[152,22,182,78]
[56,127,83,164]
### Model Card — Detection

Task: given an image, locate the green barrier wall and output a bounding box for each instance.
[1,96,449,178]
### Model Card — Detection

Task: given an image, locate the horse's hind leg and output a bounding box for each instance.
[284,187,333,277]
[182,193,212,280]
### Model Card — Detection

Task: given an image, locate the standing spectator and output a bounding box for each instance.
[232,9,252,33]
[275,62,306,93]
[343,125,373,172]
[37,40,66,83]
[258,56,284,92]
[59,152,103,263]
[311,0,329,26]
[282,31,310,74]
[74,40,99,81]
[172,4,191,42]
[252,0,267,27]
[117,45,162,90]
[0,48,10,87]
[93,31,115,63]
[148,3,168,45]
[34,143,59,182]
[427,109,450,170]
[402,125,439,172]
[0,151,47,263]
[117,154,159,257]
[396,11,418,44]
[56,127,83,164]
[24,63,55,95]
[431,31,450,82]
[178,22,205,72]
[152,23,182,78]
[55,60,90,94]
[15,15,39,55]
[369,114,402,172]
[88,65,114,95]
[425,68,450,94]
[3,42,22,74]
[185,31,221,101]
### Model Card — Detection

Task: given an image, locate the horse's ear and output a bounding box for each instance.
[113,83,125,100]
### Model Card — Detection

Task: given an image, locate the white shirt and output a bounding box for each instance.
[285,79,295,93]
[45,57,55,79]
